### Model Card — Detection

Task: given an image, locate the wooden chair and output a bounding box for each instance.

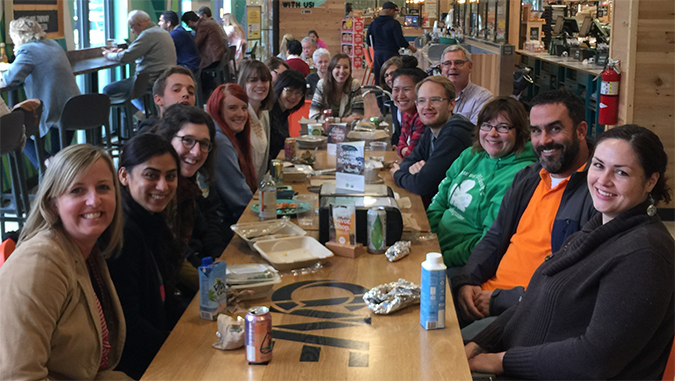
[58,94,112,150]
[0,112,30,235]
[12,100,45,181]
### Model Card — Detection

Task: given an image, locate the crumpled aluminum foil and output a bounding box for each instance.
[362,278,421,314]
[385,241,411,262]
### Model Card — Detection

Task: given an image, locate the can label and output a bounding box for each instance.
[245,306,273,364]
[367,207,386,253]
[284,138,296,162]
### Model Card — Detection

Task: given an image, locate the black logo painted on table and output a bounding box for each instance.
[269,280,372,366]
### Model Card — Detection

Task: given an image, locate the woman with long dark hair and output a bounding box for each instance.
[269,70,307,161]
[465,125,674,379]
[309,53,363,123]
[107,134,181,379]
[207,83,257,228]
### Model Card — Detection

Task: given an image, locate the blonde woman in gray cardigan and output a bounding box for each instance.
[309,53,364,123]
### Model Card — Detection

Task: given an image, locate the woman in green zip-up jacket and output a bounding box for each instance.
[427,97,536,268]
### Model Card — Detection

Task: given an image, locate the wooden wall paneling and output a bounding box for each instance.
[609,0,638,126]
[472,54,499,95]
[278,0,345,57]
[633,0,675,208]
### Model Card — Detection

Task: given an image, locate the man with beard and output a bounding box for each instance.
[450,89,597,339]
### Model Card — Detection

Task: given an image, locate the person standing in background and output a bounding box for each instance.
[182,11,228,101]
[366,1,417,83]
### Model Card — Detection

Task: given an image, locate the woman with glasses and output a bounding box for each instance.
[427,97,535,271]
[269,70,307,161]
[106,134,181,379]
[152,105,227,289]
[309,53,364,123]
[237,60,274,184]
[207,83,257,230]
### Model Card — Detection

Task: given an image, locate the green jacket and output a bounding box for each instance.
[427,142,536,267]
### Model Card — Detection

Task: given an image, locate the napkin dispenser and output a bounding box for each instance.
[318,194,403,246]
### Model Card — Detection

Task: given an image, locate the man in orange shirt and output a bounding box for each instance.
[450,89,598,336]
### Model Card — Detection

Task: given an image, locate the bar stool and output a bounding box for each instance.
[58,94,112,150]
[12,100,45,181]
[200,51,230,101]
[0,112,30,235]
[109,72,150,141]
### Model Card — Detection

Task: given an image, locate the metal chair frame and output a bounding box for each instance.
[0,112,30,235]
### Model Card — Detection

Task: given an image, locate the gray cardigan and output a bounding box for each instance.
[2,39,81,136]
[213,127,254,228]
[106,23,176,83]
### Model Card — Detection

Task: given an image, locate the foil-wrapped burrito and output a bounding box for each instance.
[385,241,411,262]
[362,278,421,314]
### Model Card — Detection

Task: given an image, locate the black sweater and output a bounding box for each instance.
[472,201,675,379]
[107,191,183,379]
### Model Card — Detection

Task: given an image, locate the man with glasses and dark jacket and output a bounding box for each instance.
[390,76,474,207]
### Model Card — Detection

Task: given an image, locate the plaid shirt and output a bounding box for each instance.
[396,111,427,158]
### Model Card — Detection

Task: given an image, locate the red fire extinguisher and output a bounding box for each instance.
[598,59,620,125]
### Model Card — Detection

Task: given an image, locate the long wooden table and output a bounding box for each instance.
[141,151,471,380]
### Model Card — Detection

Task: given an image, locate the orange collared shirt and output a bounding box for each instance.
[482,167,571,292]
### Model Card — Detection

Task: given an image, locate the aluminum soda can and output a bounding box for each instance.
[284,138,296,162]
[245,306,273,364]
[367,206,387,253]
[270,159,283,183]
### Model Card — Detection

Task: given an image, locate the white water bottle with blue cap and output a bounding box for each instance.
[420,252,446,330]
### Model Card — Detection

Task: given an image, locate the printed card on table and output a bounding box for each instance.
[326,123,348,155]
[335,141,365,192]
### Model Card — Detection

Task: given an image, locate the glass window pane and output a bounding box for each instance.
[88,0,105,46]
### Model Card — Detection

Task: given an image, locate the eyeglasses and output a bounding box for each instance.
[384,71,395,79]
[415,97,449,106]
[283,87,304,97]
[174,135,213,153]
[441,60,468,68]
[480,123,514,133]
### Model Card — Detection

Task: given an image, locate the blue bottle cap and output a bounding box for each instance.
[201,257,214,266]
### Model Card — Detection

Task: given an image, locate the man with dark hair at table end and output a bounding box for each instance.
[102,10,176,112]
[366,1,417,83]
[136,66,197,134]
[182,10,228,101]
[158,11,201,74]
[389,76,474,207]
[451,89,597,340]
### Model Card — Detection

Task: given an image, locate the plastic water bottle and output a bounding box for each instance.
[259,174,277,221]
[420,252,446,330]
[199,257,227,320]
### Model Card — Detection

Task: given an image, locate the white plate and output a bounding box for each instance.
[231,219,307,250]
[296,135,327,149]
[227,264,281,300]
[253,236,334,271]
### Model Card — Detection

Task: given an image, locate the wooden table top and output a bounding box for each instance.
[71,56,125,76]
[141,150,470,381]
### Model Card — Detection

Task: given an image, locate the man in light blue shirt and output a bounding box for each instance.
[440,45,493,124]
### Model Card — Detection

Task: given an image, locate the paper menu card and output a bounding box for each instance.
[335,141,365,192]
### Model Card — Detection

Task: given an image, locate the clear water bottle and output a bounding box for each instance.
[258,174,277,221]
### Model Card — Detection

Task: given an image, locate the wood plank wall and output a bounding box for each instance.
[471,54,500,95]
[278,0,345,57]
[633,0,675,208]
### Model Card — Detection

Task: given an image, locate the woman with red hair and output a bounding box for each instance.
[206,83,256,228]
